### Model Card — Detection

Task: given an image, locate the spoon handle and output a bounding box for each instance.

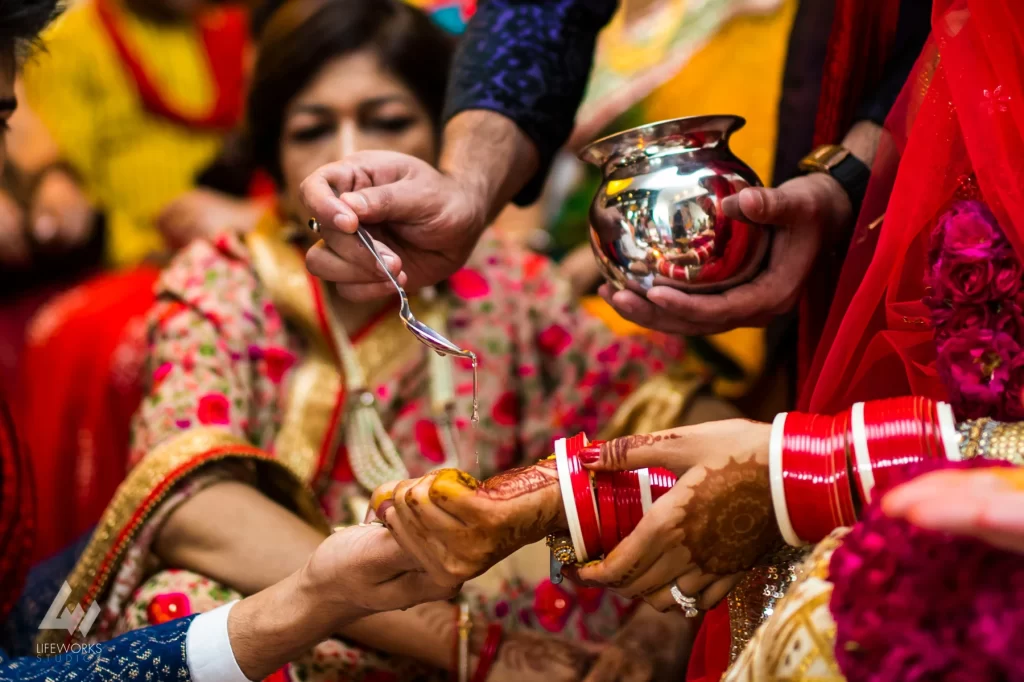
[356,227,405,296]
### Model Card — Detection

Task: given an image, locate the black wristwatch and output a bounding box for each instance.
[798,145,870,218]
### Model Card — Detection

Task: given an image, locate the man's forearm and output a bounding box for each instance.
[842,120,883,168]
[228,567,367,680]
[439,111,540,226]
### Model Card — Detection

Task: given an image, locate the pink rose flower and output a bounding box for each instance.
[991,256,1023,299]
[197,393,231,425]
[941,258,996,303]
[936,328,1019,420]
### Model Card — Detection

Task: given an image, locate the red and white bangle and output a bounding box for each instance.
[555,435,589,563]
[637,468,653,515]
[936,401,960,461]
[849,402,876,504]
[768,412,802,546]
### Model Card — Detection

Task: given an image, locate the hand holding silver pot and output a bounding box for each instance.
[581,115,851,336]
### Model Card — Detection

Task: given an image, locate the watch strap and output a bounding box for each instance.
[829,153,870,219]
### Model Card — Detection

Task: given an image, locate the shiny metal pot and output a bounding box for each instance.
[580,114,770,294]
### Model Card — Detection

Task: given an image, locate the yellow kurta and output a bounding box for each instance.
[23,0,228,267]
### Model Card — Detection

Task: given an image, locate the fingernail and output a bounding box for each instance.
[748,188,765,213]
[342,192,368,213]
[578,446,601,464]
[333,212,354,231]
[376,500,394,519]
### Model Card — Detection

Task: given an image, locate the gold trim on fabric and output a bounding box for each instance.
[246,223,329,354]
[36,427,327,651]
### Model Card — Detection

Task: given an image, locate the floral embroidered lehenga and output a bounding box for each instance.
[39,220,693,679]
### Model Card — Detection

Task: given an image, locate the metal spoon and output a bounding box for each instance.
[309,218,472,358]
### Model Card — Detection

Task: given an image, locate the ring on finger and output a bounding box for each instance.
[670,581,701,618]
[308,218,321,233]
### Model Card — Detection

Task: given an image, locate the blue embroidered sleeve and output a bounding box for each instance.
[0,616,196,681]
[444,0,618,205]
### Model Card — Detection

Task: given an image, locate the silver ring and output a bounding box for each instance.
[670,582,700,618]
[308,218,320,233]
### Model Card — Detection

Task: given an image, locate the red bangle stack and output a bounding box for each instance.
[471,623,504,682]
[773,398,951,546]
[557,436,680,559]
[860,397,945,497]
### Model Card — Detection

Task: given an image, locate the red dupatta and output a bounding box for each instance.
[95,0,248,131]
[801,0,1024,414]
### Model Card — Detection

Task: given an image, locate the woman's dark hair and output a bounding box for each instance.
[0,0,61,60]
[247,0,454,184]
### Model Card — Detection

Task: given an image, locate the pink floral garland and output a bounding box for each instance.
[925,200,1024,420]
[827,200,1024,681]
[830,459,1024,682]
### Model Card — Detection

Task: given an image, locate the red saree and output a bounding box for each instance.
[19,267,159,562]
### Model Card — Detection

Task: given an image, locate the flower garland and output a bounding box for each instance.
[829,459,1024,682]
[924,200,1024,420]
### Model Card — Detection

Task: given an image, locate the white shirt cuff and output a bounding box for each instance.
[186,601,254,682]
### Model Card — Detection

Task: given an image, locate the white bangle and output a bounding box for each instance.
[554,436,588,563]
[637,468,653,515]
[850,402,876,504]
[768,412,803,547]
[936,401,960,461]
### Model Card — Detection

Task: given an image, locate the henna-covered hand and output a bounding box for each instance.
[582,603,697,682]
[369,460,568,588]
[578,419,779,612]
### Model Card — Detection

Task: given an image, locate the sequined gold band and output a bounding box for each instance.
[959,418,1024,465]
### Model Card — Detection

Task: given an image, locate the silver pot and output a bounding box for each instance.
[579,114,770,293]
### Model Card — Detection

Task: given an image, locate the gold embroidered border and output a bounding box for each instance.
[36,427,327,651]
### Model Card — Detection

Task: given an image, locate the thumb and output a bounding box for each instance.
[580,429,698,474]
[340,181,418,225]
[721,186,810,227]
[370,480,400,518]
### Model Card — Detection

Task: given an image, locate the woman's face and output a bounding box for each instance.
[279,50,437,219]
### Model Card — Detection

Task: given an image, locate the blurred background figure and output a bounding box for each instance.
[13,0,268,562]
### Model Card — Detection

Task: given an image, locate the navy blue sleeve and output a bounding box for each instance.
[444,0,618,205]
[0,616,196,681]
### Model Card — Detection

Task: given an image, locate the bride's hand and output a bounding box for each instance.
[883,466,1024,554]
[369,461,567,588]
[488,630,649,682]
[576,419,779,612]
